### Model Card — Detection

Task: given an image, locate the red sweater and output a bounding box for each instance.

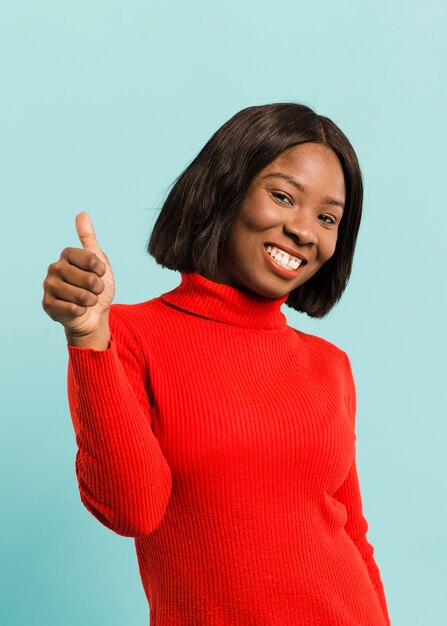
[67,271,391,625]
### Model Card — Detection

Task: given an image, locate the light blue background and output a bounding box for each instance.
[1,1,445,624]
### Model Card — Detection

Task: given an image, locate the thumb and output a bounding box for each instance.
[75,211,103,255]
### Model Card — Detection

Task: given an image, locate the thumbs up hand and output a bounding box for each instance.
[42,212,115,349]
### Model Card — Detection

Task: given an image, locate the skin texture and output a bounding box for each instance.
[42,212,114,349]
[42,142,346,350]
[209,142,346,299]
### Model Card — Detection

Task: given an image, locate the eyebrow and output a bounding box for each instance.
[261,172,345,210]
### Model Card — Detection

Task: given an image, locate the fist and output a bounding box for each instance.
[42,212,115,343]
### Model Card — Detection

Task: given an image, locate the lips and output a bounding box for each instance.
[262,244,307,279]
[263,243,308,265]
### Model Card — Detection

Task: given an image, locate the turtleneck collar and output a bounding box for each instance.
[161,272,289,331]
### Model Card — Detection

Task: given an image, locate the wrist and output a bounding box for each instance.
[65,318,111,351]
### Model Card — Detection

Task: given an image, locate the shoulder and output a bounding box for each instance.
[290,328,356,415]
[109,296,164,325]
[290,326,349,365]
[107,296,167,347]
[289,326,354,390]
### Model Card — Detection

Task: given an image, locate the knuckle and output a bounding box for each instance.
[77,290,91,306]
[43,275,53,290]
[85,273,97,289]
[70,303,83,317]
[48,260,64,276]
[42,295,54,316]
[89,253,101,269]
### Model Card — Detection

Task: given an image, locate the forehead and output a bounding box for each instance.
[260,142,346,198]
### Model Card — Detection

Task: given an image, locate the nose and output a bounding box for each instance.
[284,211,318,246]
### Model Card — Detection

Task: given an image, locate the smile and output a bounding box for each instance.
[264,245,302,270]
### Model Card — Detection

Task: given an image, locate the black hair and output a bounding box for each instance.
[148,102,363,318]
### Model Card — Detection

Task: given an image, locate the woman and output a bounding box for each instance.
[42,103,391,625]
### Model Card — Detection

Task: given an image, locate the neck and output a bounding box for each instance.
[161,272,289,331]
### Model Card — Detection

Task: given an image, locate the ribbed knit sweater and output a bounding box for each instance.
[67,271,391,626]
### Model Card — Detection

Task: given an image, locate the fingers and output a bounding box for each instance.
[75,212,103,254]
[55,261,105,295]
[43,255,105,316]
[60,247,106,276]
[46,279,100,309]
[42,213,114,332]
[42,293,89,320]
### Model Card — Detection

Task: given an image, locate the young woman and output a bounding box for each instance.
[42,103,391,625]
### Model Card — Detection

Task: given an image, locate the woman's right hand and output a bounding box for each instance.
[42,212,115,349]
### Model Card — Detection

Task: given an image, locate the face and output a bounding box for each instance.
[209,142,346,299]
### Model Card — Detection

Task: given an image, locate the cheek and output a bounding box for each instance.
[320,232,339,261]
[240,205,279,231]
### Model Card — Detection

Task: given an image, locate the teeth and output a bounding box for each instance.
[265,245,302,270]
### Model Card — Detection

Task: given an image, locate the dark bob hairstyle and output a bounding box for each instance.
[148,102,363,318]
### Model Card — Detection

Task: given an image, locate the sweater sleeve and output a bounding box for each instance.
[333,352,391,626]
[66,305,172,538]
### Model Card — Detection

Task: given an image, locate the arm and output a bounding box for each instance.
[67,305,172,538]
[333,353,391,625]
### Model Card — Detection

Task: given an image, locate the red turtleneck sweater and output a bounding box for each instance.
[67,272,391,625]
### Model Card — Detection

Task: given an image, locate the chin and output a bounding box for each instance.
[243,277,294,299]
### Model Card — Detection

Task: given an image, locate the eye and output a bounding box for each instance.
[319,214,337,225]
[271,191,292,205]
